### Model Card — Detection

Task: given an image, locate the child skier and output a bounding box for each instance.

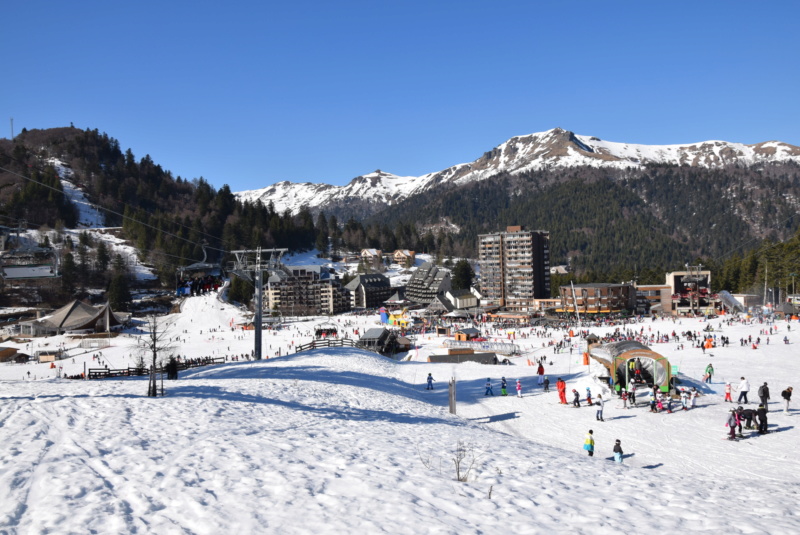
[543,376,550,392]
[724,382,732,403]
[500,377,508,396]
[485,379,494,396]
[680,389,690,410]
[426,373,435,390]
[516,379,522,398]
[613,439,624,464]
[573,389,581,407]
[583,430,595,457]
[585,387,593,406]
[690,387,699,409]
[726,409,740,440]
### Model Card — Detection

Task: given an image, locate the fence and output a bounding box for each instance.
[87,356,225,379]
[295,338,359,353]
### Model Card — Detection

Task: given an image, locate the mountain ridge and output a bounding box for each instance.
[235,128,800,215]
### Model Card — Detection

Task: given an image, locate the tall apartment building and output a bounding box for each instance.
[478,226,550,311]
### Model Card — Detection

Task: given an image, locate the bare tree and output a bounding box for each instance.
[140,313,176,397]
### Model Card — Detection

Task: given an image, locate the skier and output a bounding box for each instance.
[758,382,770,411]
[583,430,595,457]
[690,387,699,409]
[516,379,522,398]
[649,388,658,412]
[620,389,629,409]
[585,387,593,406]
[756,404,769,434]
[426,373,435,390]
[740,406,757,429]
[781,386,793,414]
[485,378,494,396]
[726,409,739,441]
[704,363,714,383]
[537,363,545,385]
[595,394,604,421]
[543,376,550,393]
[557,378,567,404]
[572,389,581,408]
[737,377,751,404]
[724,382,733,403]
[613,439,624,464]
[680,389,690,410]
[628,380,637,405]
[500,377,508,396]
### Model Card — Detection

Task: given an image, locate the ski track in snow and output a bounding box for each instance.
[1,293,800,533]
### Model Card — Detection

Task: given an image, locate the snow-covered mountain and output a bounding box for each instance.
[235,128,800,215]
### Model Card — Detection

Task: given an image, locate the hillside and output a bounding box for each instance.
[1,292,799,532]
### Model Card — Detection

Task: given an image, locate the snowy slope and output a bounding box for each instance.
[235,128,800,214]
[2,292,800,533]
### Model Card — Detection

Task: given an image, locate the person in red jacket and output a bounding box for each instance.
[557,378,567,404]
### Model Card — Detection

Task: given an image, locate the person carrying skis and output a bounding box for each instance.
[500,377,508,396]
[613,439,624,463]
[572,389,581,407]
[596,394,604,421]
[426,373,435,390]
[485,378,494,396]
[583,430,595,457]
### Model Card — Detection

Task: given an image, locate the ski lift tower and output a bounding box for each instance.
[681,263,704,316]
[229,247,288,360]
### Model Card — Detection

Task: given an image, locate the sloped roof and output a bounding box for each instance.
[37,300,126,332]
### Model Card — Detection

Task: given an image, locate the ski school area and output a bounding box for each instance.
[0,291,798,532]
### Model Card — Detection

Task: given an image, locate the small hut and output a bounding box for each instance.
[590,340,671,393]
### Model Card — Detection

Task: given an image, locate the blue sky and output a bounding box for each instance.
[3,1,799,191]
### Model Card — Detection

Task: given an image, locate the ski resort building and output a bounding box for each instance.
[264,265,350,316]
[344,274,392,309]
[478,226,550,312]
[405,262,451,304]
[19,300,129,336]
[558,283,637,315]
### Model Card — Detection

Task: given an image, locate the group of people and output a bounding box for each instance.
[583,430,624,463]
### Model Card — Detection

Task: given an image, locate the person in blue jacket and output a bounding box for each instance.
[485,378,494,396]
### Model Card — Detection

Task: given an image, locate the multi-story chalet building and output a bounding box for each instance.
[405,262,451,304]
[478,226,550,312]
[344,274,392,309]
[559,283,637,315]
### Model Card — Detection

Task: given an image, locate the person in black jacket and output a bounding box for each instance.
[756,404,769,434]
[740,406,757,429]
[758,382,770,411]
[781,386,793,414]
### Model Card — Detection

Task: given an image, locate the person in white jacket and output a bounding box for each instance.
[737,377,751,404]
[595,394,605,421]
